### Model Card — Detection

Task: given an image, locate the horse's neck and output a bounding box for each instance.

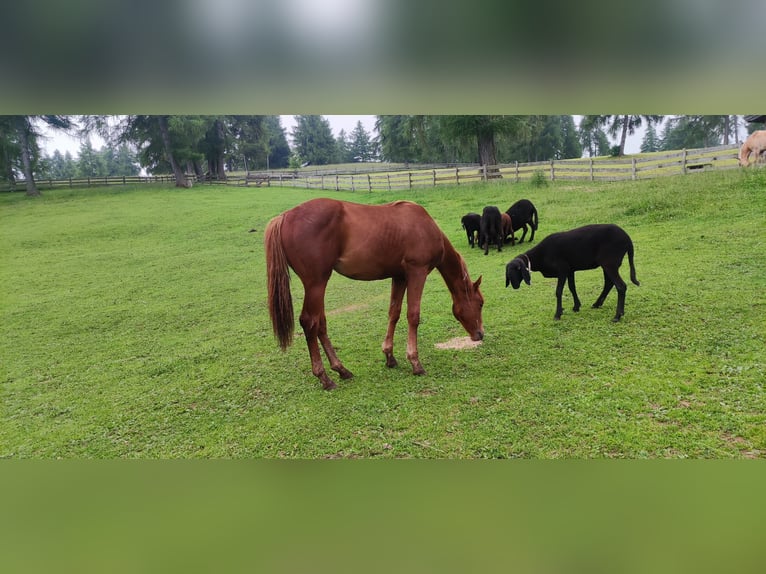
[437,239,472,298]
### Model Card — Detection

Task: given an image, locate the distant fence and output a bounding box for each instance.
[238,144,740,192]
[2,144,743,193]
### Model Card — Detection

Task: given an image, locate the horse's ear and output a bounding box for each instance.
[473,275,482,290]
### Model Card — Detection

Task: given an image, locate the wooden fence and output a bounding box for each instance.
[2,144,743,193]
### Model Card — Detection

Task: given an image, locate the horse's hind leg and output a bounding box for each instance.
[318,314,353,380]
[299,283,340,390]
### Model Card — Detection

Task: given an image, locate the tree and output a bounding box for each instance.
[587,115,664,156]
[290,115,337,165]
[439,115,522,168]
[578,117,611,157]
[560,115,583,159]
[1,115,73,195]
[336,129,353,163]
[349,120,374,162]
[640,123,661,153]
[264,116,290,169]
[659,116,731,151]
[76,138,105,177]
[119,115,206,187]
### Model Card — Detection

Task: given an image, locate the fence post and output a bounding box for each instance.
[368,174,372,192]
[589,157,594,181]
[408,172,413,190]
[335,174,339,191]
[482,164,487,182]
[433,170,437,187]
[682,149,687,175]
[455,166,460,185]
[387,174,391,192]
[632,157,637,180]
[550,159,555,181]
[515,161,519,183]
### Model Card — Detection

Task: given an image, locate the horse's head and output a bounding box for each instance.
[453,275,484,341]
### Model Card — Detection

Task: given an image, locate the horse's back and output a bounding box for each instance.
[279,198,446,281]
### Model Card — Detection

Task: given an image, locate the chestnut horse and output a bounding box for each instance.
[264,198,485,390]
[739,130,766,167]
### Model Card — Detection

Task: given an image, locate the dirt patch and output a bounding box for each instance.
[434,336,483,350]
[327,303,369,316]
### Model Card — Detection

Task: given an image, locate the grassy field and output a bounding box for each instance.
[1,169,764,458]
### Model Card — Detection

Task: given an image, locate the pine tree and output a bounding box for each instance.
[640,123,661,153]
[290,115,337,165]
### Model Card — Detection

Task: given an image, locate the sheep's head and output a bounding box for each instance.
[505,257,531,289]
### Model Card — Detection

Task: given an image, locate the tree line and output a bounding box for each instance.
[1,114,754,195]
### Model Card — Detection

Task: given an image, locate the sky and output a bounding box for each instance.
[41,114,654,158]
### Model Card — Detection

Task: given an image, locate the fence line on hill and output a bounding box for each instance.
[2,144,742,193]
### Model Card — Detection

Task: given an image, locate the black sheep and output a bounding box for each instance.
[480,206,504,255]
[505,224,640,322]
[461,212,481,248]
[505,199,539,243]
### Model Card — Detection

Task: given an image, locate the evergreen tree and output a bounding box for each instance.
[560,115,583,159]
[290,115,337,165]
[76,138,105,177]
[349,121,373,161]
[336,129,354,163]
[640,123,661,153]
[265,116,290,169]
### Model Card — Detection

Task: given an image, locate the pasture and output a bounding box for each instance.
[1,169,764,458]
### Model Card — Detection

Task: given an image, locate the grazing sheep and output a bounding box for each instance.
[505,199,539,243]
[505,224,640,322]
[501,212,517,245]
[461,212,481,248]
[480,206,504,255]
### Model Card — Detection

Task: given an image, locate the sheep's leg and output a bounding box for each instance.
[592,268,614,309]
[554,276,567,319]
[567,272,581,312]
[603,265,628,321]
[518,225,528,244]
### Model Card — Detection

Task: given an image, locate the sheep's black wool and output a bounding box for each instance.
[505,224,640,322]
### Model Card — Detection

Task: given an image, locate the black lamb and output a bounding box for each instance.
[480,206,504,255]
[505,224,640,322]
[461,212,481,248]
[505,199,539,243]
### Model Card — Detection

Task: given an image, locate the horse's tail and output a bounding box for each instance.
[627,240,640,287]
[264,215,294,350]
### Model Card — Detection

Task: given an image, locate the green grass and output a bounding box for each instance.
[2,169,764,458]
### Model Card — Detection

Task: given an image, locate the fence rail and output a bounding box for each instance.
[2,144,743,193]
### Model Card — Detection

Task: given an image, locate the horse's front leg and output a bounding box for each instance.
[382,277,406,368]
[405,273,428,375]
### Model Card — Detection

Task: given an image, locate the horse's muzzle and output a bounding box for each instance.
[471,330,484,342]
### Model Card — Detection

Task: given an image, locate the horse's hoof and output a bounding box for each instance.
[321,380,337,390]
[338,368,354,380]
[385,357,398,368]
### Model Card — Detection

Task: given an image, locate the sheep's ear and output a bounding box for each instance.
[505,264,513,288]
[522,265,531,285]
